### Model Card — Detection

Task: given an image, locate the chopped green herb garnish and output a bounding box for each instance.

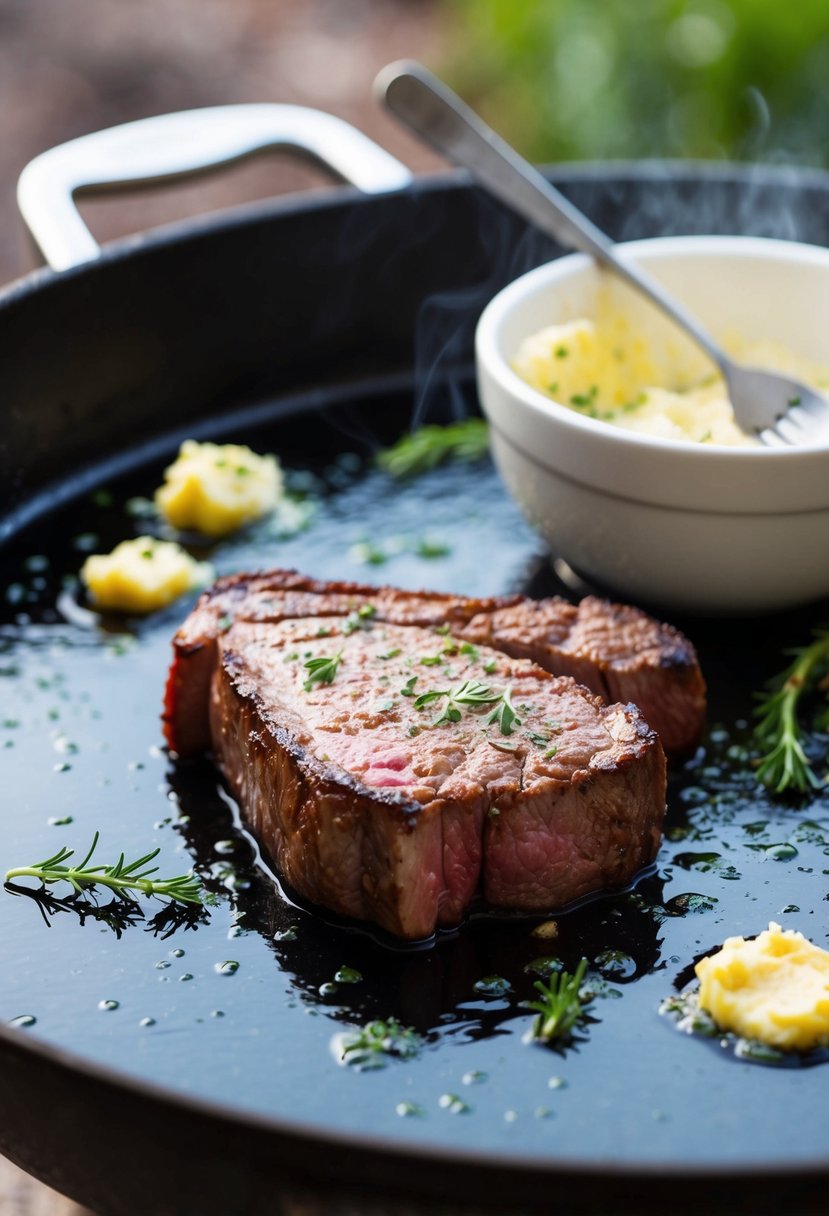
[416,538,452,559]
[379,648,402,661]
[420,655,443,666]
[218,613,233,632]
[460,642,479,662]
[343,604,377,634]
[554,345,569,359]
[400,676,418,697]
[483,658,498,674]
[569,385,599,409]
[350,541,387,566]
[487,736,519,753]
[303,650,344,692]
[544,746,558,759]
[340,1018,421,1068]
[377,419,489,479]
[484,686,521,735]
[526,730,552,748]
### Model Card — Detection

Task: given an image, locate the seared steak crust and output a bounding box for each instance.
[164,569,704,759]
[165,572,670,940]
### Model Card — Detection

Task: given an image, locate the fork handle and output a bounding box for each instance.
[377,60,728,373]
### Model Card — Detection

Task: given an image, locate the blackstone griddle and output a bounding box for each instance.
[1,105,829,1216]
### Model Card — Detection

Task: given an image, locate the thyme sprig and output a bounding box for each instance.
[753,631,829,793]
[484,685,521,736]
[377,419,489,479]
[5,832,203,905]
[526,958,592,1044]
[414,678,502,727]
[303,649,344,691]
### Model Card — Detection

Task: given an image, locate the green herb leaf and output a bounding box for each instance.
[525,958,592,1043]
[752,630,829,793]
[5,832,203,906]
[377,419,489,479]
[340,1017,422,1069]
[303,649,344,692]
[484,686,522,736]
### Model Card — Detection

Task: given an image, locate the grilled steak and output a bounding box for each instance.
[165,570,705,758]
[165,571,672,940]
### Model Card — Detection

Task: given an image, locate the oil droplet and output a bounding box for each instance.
[214,840,237,856]
[274,927,298,942]
[98,999,119,1012]
[525,956,562,977]
[48,815,73,826]
[548,1076,567,1090]
[9,1014,36,1029]
[664,893,718,917]
[462,1070,488,1086]
[504,1110,519,1123]
[395,1101,424,1118]
[534,1106,553,1119]
[210,1010,225,1019]
[438,1094,471,1114]
[214,960,240,976]
[170,948,185,958]
[139,1017,156,1028]
[318,982,339,997]
[179,973,194,983]
[334,967,363,985]
[53,762,71,773]
[155,961,171,970]
[594,950,637,980]
[780,904,800,914]
[227,925,244,939]
[473,975,512,996]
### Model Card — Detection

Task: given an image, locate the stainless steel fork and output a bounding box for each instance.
[377,61,829,448]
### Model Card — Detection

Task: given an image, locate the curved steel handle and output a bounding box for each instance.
[18,103,413,271]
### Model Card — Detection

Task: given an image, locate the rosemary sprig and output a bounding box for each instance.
[753,631,829,793]
[377,419,489,479]
[5,832,203,905]
[526,958,592,1044]
[303,649,344,691]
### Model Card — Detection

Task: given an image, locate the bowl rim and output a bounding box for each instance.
[475,233,829,460]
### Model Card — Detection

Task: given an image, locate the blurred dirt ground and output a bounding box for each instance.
[0,0,447,284]
[0,2,446,1209]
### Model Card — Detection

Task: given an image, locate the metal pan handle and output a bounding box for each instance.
[17,103,413,271]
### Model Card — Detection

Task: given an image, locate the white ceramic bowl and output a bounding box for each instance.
[475,235,829,613]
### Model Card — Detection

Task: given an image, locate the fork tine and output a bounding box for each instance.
[758,426,793,448]
[773,414,808,444]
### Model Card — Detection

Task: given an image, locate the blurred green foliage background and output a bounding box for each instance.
[444,0,829,166]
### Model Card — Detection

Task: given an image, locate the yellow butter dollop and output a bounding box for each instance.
[513,315,829,447]
[695,922,829,1052]
[81,536,212,614]
[155,440,282,537]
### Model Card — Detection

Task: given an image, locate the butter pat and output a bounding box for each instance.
[81,536,211,614]
[513,315,829,447]
[156,440,282,537]
[695,922,829,1052]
